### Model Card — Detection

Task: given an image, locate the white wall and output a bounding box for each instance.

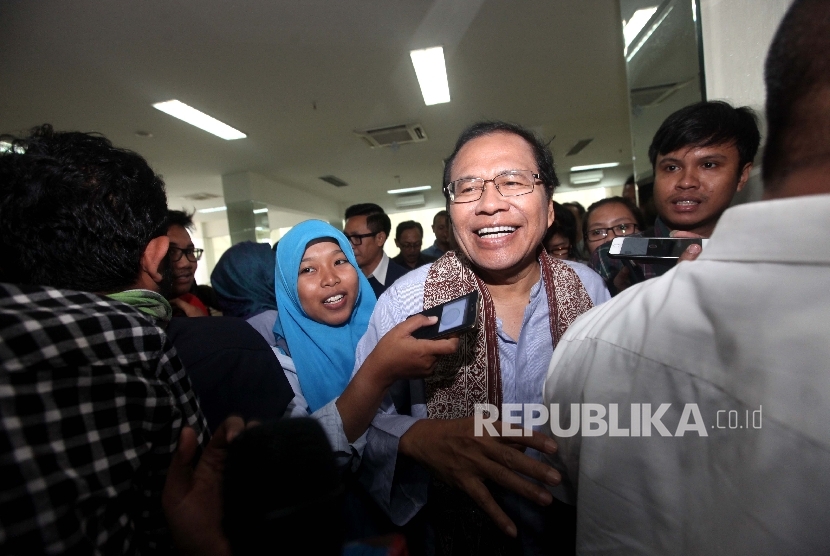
[700,0,791,203]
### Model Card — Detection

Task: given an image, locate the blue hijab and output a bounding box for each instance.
[211,241,277,319]
[273,220,376,412]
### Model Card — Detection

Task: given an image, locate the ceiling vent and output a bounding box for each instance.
[566,138,593,157]
[569,169,604,185]
[319,175,348,187]
[183,192,221,201]
[394,193,426,209]
[355,123,428,148]
[630,78,696,107]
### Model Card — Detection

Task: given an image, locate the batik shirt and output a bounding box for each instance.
[0,283,208,554]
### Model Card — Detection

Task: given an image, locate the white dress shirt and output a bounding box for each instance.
[544,194,830,555]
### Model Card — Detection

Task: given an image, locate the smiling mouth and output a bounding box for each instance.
[673,200,701,206]
[476,226,517,238]
[324,294,344,304]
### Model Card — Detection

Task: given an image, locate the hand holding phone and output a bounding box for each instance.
[608,237,708,261]
[411,291,480,340]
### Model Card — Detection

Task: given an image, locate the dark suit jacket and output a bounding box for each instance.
[368,259,409,299]
[166,316,293,431]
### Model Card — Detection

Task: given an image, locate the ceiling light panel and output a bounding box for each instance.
[410,47,451,106]
[152,100,246,140]
[387,185,431,195]
[570,162,620,172]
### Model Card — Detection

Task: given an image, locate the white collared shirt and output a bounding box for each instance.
[544,194,830,555]
[366,252,391,285]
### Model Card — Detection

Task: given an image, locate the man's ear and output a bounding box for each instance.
[375,231,387,246]
[546,198,555,228]
[142,235,170,283]
[736,162,753,193]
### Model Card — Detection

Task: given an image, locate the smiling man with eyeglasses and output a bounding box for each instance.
[166,210,209,317]
[352,121,611,553]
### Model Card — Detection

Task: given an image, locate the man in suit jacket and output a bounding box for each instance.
[343,203,407,298]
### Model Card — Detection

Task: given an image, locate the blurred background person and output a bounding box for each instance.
[167,209,209,317]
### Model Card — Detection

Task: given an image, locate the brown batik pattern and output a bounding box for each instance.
[423,249,593,420]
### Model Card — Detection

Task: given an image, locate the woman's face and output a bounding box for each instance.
[545,232,571,260]
[297,239,359,326]
[584,202,639,256]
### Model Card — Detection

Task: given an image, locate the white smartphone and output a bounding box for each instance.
[608,237,708,260]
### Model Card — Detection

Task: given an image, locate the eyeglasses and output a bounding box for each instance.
[169,246,204,262]
[398,242,422,250]
[586,223,639,242]
[345,232,378,246]
[445,170,540,203]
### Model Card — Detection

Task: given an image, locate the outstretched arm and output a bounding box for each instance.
[337,314,458,442]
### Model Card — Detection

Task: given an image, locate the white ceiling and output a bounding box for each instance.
[1,0,635,221]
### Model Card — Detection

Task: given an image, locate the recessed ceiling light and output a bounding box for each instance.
[197,206,227,214]
[135,131,153,138]
[570,162,620,172]
[387,185,432,195]
[152,100,246,140]
[409,47,451,106]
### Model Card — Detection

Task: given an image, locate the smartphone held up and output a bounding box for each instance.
[411,291,480,340]
[608,237,708,261]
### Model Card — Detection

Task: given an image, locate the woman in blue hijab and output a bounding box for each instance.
[274,220,457,442]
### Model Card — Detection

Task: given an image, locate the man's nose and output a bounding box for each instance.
[676,167,700,188]
[475,182,509,212]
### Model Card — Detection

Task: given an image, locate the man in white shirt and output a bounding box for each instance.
[543,1,830,553]
[343,203,407,298]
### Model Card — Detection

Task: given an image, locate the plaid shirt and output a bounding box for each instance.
[588,217,677,296]
[0,283,208,554]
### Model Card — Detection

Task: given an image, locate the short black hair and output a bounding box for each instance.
[344,202,383,219]
[442,121,559,201]
[223,418,344,556]
[0,124,168,293]
[648,101,761,172]
[433,209,449,222]
[763,0,830,188]
[344,202,390,236]
[395,220,423,240]
[167,209,194,231]
[583,197,645,241]
[545,202,578,254]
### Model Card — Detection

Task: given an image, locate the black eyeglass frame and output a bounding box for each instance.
[169,246,204,262]
[444,170,541,204]
[345,231,379,246]
[585,223,640,242]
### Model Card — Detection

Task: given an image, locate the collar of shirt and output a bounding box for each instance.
[701,193,830,264]
[367,252,390,285]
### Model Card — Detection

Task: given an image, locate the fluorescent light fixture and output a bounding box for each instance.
[409,47,451,106]
[570,170,604,185]
[626,6,673,62]
[387,185,432,195]
[152,100,246,140]
[197,206,227,214]
[253,208,268,214]
[623,7,658,51]
[570,162,620,172]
